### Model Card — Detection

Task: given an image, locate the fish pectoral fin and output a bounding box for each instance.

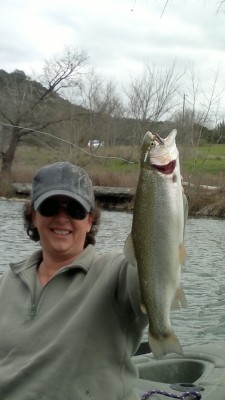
[140,303,147,314]
[179,242,186,265]
[171,286,188,310]
[123,233,137,267]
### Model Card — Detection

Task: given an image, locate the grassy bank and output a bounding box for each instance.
[1,143,225,216]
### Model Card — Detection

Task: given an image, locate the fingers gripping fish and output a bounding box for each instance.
[124,129,188,359]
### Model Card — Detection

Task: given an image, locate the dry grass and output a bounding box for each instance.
[186,187,225,217]
[182,171,225,188]
[11,166,37,183]
[86,167,139,188]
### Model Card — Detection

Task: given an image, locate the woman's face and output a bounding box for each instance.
[32,196,93,262]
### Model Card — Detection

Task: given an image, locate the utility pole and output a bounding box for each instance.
[182,93,187,127]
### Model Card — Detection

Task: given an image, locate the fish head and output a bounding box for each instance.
[141,129,178,175]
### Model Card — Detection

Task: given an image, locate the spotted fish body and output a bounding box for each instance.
[124,129,187,359]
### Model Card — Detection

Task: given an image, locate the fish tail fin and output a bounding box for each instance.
[149,330,183,360]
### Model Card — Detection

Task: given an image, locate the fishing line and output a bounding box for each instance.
[0,121,136,164]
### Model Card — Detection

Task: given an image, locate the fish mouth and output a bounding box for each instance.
[152,160,176,174]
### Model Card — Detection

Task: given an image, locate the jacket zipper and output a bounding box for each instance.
[19,268,68,318]
[30,304,37,318]
[20,266,86,318]
[19,274,39,319]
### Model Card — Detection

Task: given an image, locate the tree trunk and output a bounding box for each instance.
[1,128,21,181]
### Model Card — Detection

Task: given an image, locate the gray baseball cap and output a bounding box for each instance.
[31,162,95,212]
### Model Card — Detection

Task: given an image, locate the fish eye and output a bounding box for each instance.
[150,141,155,147]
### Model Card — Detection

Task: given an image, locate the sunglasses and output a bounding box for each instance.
[38,198,88,220]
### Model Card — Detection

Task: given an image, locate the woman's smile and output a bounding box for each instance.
[50,227,73,236]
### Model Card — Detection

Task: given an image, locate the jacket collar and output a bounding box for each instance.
[10,244,96,275]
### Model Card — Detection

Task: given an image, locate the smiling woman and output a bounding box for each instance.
[0,160,148,400]
[22,162,99,280]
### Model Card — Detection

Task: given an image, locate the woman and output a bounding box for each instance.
[0,161,147,400]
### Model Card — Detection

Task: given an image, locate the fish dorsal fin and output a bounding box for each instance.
[123,233,137,267]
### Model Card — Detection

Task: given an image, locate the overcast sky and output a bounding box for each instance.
[1,0,225,117]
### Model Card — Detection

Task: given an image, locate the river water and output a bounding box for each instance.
[1,199,225,348]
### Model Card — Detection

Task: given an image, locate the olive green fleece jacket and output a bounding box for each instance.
[0,245,147,400]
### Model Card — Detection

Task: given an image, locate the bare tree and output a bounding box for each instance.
[155,0,225,15]
[77,69,104,146]
[94,80,125,146]
[218,0,225,10]
[124,63,182,143]
[0,47,88,180]
[40,47,88,98]
[78,70,125,146]
[175,64,225,188]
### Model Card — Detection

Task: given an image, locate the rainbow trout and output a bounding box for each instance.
[124,129,187,359]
